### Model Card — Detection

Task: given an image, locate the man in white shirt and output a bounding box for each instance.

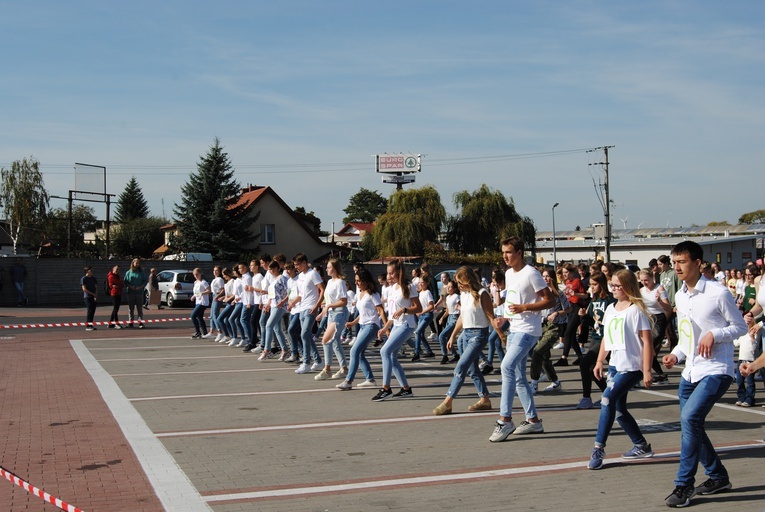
[244,259,262,352]
[490,236,554,442]
[290,253,325,373]
[662,241,747,508]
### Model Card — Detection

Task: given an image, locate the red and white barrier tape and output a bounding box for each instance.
[0,317,192,329]
[0,466,85,512]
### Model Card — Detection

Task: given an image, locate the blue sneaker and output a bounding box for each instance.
[622,443,654,460]
[588,447,605,470]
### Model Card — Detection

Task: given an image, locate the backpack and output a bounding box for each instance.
[104,273,111,295]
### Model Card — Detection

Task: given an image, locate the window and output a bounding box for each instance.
[260,224,275,244]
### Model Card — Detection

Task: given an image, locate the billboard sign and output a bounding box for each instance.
[376,154,421,174]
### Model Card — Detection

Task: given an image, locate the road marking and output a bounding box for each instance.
[130,387,338,402]
[113,368,296,377]
[637,388,765,417]
[89,344,221,350]
[202,441,765,503]
[99,355,248,362]
[70,340,212,512]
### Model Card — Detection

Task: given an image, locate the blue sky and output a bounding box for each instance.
[2,1,764,233]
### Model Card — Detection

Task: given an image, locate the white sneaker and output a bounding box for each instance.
[236,339,249,348]
[427,333,437,341]
[310,362,321,371]
[489,420,516,442]
[543,381,562,392]
[348,337,357,346]
[336,380,352,390]
[356,379,377,388]
[228,338,240,346]
[114,324,122,329]
[514,419,544,435]
[258,351,269,361]
[252,346,263,354]
[201,333,212,339]
[331,368,347,380]
[553,342,564,350]
[278,351,290,361]
[315,368,330,380]
[220,336,230,344]
[295,363,309,374]
[214,334,223,342]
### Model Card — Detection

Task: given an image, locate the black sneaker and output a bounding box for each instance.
[411,354,420,362]
[242,344,255,352]
[393,388,413,398]
[138,323,145,329]
[481,364,494,375]
[571,357,581,366]
[665,485,694,508]
[425,352,436,358]
[440,355,449,364]
[191,333,201,339]
[694,478,732,495]
[553,358,568,367]
[372,388,394,402]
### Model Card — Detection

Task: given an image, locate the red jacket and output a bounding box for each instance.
[107,271,124,296]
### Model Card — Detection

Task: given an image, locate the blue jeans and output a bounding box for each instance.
[595,367,647,447]
[264,307,288,352]
[447,327,490,398]
[227,303,243,338]
[735,360,756,406]
[414,312,434,355]
[675,374,732,487]
[14,281,25,305]
[380,324,413,387]
[259,307,270,347]
[288,313,302,355]
[210,301,222,331]
[240,305,253,342]
[216,304,233,337]
[191,304,208,335]
[487,323,508,365]
[347,323,378,383]
[300,309,321,365]
[438,314,460,357]
[322,308,349,368]
[500,331,538,420]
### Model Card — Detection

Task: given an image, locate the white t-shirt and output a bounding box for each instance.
[504,265,547,336]
[640,286,664,315]
[240,272,253,306]
[381,284,390,312]
[346,289,356,315]
[602,303,650,372]
[193,279,210,307]
[252,272,263,304]
[211,277,225,300]
[324,278,348,310]
[387,283,418,328]
[287,275,299,312]
[446,293,460,315]
[224,279,235,299]
[418,289,434,311]
[460,289,491,329]
[233,277,243,302]
[297,268,323,312]
[261,271,275,305]
[357,291,383,326]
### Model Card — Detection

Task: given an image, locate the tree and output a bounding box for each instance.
[110,217,167,258]
[114,176,150,223]
[0,157,50,254]
[295,206,329,236]
[342,187,388,224]
[707,220,731,227]
[366,185,445,257]
[42,205,99,254]
[446,184,536,255]
[172,138,256,259]
[739,209,765,225]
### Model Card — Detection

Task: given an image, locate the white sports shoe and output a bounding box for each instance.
[295,363,309,374]
[228,338,240,346]
[310,362,321,371]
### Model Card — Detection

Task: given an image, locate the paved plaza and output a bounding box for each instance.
[1,308,764,511]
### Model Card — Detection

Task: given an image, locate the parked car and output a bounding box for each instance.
[144,269,195,307]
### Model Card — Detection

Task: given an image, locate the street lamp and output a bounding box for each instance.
[552,202,560,271]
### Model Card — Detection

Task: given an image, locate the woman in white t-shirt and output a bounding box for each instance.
[372,259,422,401]
[314,259,349,381]
[284,262,304,361]
[336,268,387,390]
[638,269,672,383]
[433,267,501,415]
[210,266,226,341]
[412,280,436,361]
[588,269,654,470]
[437,280,461,364]
[216,268,236,343]
[190,268,211,339]
[260,260,291,361]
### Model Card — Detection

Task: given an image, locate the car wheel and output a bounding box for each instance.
[166,293,174,308]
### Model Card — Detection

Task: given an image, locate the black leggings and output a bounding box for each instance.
[110,295,122,323]
[580,345,607,398]
[650,313,668,375]
[562,304,583,359]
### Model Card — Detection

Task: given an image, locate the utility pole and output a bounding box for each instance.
[588,146,615,262]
